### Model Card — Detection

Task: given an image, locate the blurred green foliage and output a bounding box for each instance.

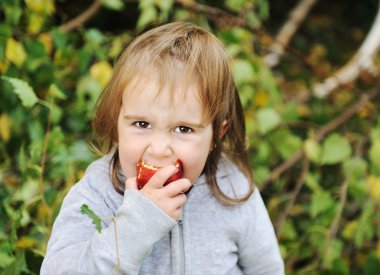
[0,0,380,274]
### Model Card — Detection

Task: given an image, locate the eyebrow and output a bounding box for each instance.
[123,114,208,128]
[123,114,147,121]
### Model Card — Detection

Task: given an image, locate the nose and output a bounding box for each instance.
[146,131,172,158]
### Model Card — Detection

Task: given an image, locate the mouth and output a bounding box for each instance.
[136,159,183,189]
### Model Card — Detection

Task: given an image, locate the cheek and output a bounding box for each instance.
[118,128,144,178]
[178,137,213,183]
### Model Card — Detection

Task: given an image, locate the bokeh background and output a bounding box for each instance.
[1,0,380,274]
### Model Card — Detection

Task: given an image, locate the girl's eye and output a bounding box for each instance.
[133,121,151,129]
[175,126,193,133]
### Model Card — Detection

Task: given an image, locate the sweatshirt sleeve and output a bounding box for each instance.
[40,182,176,275]
[237,188,285,275]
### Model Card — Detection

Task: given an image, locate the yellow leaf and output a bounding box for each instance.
[25,0,55,14]
[37,203,50,220]
[377,241,380,260]
[308,43,327,64]
[16,236,37,249]
[109,37,124,59]
[0,60,9,74]
[25,0,44,13]
[357,102,374,118]
[367,175,380,201]
[28,13,44,34]
[253,90,268,108]
[342,220,358,240]
[0,113,11,142]
[90,61,113,88]
[38,32,53,54]
[5,38,26,67]
[297,104,311,117]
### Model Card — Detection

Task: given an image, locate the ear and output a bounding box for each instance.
[220,119,228,139]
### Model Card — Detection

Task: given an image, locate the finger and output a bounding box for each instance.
[125,176,138,190]
[146,165,178,189]
[164,179,192,197]
[172,193,187,207]
[171,207,183,221]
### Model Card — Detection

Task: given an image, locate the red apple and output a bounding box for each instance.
[136,159,183,190]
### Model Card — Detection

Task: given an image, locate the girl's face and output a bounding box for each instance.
[117,76,213,184]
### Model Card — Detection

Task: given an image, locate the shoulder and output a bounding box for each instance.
[215,155,252,199]
[62,152,122,214]
[78,153,113,192]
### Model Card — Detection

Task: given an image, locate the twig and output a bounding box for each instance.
[312,0,380,98]
[40,95,54,228]
[316,179,348,268]
[328,180,348,239]
[59,0,103,33]
[259,84,380,191]
[264,0,318,68]
[275,158,310,237]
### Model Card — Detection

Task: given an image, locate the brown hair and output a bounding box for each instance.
[92,22,254,205]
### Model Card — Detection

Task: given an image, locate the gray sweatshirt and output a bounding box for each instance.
[41,153,284,274]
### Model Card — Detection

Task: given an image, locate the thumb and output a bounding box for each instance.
[125,176,138,190]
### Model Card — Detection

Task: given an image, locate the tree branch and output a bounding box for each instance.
[59,0,103,33]
[264,0,318,68]
[178,1,256,31]
[275,158,310,237]
[315,179,348,268]
[312,0,380,97]
[259,83,380,191]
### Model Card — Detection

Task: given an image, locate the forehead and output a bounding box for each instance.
[123,73,200,103]
[122,69,210,116]
[121,74,207,123]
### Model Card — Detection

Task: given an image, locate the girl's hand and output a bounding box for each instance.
[125,165,192,220]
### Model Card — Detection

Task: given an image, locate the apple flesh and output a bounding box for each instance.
[136,159,183,190]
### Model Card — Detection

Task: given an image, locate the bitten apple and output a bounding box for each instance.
[136,159,183,190]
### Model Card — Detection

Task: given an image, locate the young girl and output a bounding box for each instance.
[41,22,284,274]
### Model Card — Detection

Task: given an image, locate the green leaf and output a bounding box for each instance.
[320,133,352,165]
[80,204,102,233]
[355,201,375,246]
[0,24,12,38]
[69,141,95,163]
[257,0,269,18]
[256,107,281,134]
[4,4,22,26]
[364,252,380,275]
[24,39,46,59]
[13,179,39,202]
[48,84,67,100]
[52,28,67,49]
[233,59,255,85]
[0,76,38,108]
[369,139,380,174]
[225,0,247,12]
[137,5,157,30]
[253,165,270,186]
[271,129,302,159]
[310,191,334,218]
[343,157,367,179]
[281,220,297,241]
[85,29,106,45]
[0,252,28,274]
[322,239,343,269]
[0,252,15,268]
[79,46,92,73]
[305,172,322,193]
[304,139,322,164]
[246,11,261,28]
[102,0,125,10]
